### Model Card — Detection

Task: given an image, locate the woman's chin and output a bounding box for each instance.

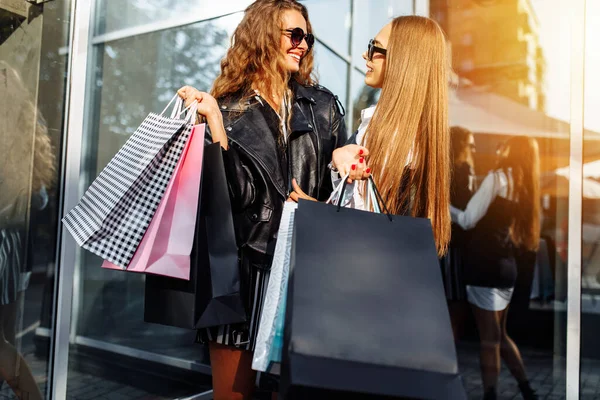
[286,62,301,73]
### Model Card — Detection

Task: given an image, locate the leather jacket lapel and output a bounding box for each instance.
[222,100,288,199]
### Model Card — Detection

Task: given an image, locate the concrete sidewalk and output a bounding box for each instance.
[3,342,599,399]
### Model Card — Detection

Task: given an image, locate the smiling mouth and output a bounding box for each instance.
[288,53,301,63]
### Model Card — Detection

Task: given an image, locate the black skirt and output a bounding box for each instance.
[439,224,468,301]
[196,252,272,351]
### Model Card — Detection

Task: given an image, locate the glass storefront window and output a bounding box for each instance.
[351,0,413,68]
[304,0,351,57]
[312,42,349,108]
[350,68,379,132]
[66,13,244,399]
[94,0,252,36]
[38,0,591,398]
[0,0,70,398]
[581,0,600,388]
[430,0,574,397]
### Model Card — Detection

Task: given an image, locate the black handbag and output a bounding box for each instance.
[280,179,466,399]
[144,143,246,329]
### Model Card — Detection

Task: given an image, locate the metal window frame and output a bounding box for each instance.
[566,0,586,399]
[51,0,94,398]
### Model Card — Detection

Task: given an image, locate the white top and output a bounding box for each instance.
[355,105,376,146]
[330,106,376,210]
[450,169,512,230]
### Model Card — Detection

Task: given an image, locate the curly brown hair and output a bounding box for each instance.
[0,61,56,223]
[211,0,315,102]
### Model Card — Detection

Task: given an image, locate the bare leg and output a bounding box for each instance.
[447,300,468,342]
[209,342,256,400]
[0,301,42,400]
[471,304,502,393]
[498,306,528,382]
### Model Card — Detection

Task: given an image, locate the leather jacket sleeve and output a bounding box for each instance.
[221,144,256,212]
[332,98,349,147]
[205,126,256,212]
[316,96,348,201]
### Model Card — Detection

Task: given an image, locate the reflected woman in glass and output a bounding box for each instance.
[177,1,346,398]
[442,126,477,340]
[451,136,540,400]
[0,61,53,400]
[331,15,451,257]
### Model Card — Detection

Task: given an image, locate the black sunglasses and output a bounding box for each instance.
[282,27,314,51]
[367,39,387,61]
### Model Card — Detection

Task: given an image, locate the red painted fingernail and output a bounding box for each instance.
[360,157,364,163]
[366,168,371,173]
[351,164,356,170]
[359,149,364,155]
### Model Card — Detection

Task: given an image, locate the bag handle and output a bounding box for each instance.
[160,94,182,117]
[366,179,381,214]
[177,100,198,124]
[368,176,392,220]
[336,176,393,222]
[326,173,350,205]
[160,94,199,123]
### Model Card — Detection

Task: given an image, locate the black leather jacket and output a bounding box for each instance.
[211,81,347,260]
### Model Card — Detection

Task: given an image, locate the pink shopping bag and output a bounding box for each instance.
[101,123,205,280]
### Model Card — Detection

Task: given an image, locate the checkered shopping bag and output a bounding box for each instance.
[62,95,197,268]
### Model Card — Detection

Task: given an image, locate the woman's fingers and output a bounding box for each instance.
[332,144,371,181]
[292,179,305,196]
[289,191,299,202]
[356,146,369,158]
[289,179,317,202]
[177,86,205,108]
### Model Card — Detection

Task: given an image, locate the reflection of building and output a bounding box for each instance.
[431,0,547,111]
[449,86,600,175]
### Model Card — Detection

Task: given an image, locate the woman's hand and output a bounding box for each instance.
[287,179,317,203]
[177,86,228,150]
[177,86,220,120]
[332,144,371,183]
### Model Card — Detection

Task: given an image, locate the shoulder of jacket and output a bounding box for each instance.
[296,83,345,116]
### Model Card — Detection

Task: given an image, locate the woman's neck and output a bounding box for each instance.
[253,87,283,115]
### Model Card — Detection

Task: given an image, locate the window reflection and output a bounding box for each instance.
[72,15,241,396]
[304,0,351,57]
[94,0,252,35]
[430,0,573,397]
[0,1,70,398]
[312,42,348,109]
[581,0,600,376]
[351,0,412,68]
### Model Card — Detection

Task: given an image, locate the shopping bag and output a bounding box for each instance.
[252,201,298,373]
[101,124,205,279]
[143,143,246,329]
[63,96,197,268]
[253,179,382,374]
[280,180,466,399]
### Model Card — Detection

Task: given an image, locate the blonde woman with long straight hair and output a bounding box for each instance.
[331,15,451,256]
[451,136,541,400]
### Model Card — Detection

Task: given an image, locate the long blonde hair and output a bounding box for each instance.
[365,16,450,256]
[498,137,540,251]
[211,0,315,103]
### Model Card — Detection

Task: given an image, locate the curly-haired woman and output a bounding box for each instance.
[178,1,346,398]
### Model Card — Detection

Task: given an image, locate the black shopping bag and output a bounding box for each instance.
[144,143,246,329]
[281,189,466,399]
